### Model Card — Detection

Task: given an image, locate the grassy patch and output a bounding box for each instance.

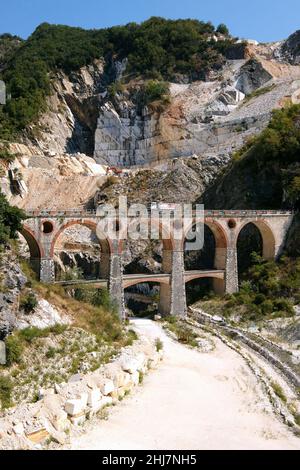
[271,381,287,403]
[243,84,276,104]
[164,316,198,347]
[155,337,163,352]
[138,371,144,384]
[0,375,13,409]
[294,414,300,426]
[5,334,23,366]
[19,292,38,313]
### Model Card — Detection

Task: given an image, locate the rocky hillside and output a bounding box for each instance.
[0,24,299,215]
[1,20,300,276]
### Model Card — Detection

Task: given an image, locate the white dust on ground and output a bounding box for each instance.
[68,319,300,450]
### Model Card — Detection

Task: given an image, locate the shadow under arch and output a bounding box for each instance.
[183,219,228,270]
[184,273,225,306]
[19,225,44,279]
[236,220,276,260]
[124,280,163,318]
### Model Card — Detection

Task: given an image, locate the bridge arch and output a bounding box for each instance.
[124,280,165,318]
[50,219,114,257]
[123,276,170,289]
[20,225,44,259]
[18,225,44,279]
[50,219,118,281]
[183,219,228,270]
[183,220,227,301]
[184,271,225,305]
[236,219,276,260]
[146,218,175,252]
[184,271,224,284]
[182,219,228,248]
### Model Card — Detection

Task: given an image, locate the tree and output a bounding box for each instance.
[216,24,229,36]
[0,192,25,244]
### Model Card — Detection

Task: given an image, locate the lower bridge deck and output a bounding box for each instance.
[56,270,225,289]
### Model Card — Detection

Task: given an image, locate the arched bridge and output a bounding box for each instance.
[21,209,294,319]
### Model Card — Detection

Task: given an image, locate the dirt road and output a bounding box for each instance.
[68,319,300,450]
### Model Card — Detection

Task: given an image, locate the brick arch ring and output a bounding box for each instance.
[181,218,229,251]
[234,219,276,259]
[20,224,45,258]
[49,219,120,257]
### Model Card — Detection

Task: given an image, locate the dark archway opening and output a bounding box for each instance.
[42,221,54,234]
[185,278,213,306]
[17,229,41,279]
[237,223,263,282]
[184,225,215,270]
[184,224,216,303]
[124,282,160,318]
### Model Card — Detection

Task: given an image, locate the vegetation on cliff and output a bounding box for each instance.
[0,17,232,139]
[0,192,25,245]
[0,34,23,69]
[203,104,300,210]
[198,105,300,320]
[198,255,299,323]
[228,254,299,321]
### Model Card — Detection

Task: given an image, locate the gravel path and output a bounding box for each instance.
[68,319,300,450]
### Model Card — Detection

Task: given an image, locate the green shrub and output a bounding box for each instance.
[48,323,68,335]
[166,319,198,347]
[253,293,266,305]
[5,334,23,365]
[125,329,138,346]
[261,299,274,314]
[0,147,15,162]
[227,256,299,321]
[138,370,144,384]
[74,288,84,301]
[91,288,115,312]
[155,337,163,352]
[140,80,170,106]
[0,375,13,409]
[216,24,229,35]
[45,347,56,359]
[18,326,47,343]
[62,267,83,281]
[273,297,294,314]
[20,292,38,313]
[0,192,25,244]
[294,413,300,426]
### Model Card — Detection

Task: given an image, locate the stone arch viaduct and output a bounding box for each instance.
[21,209,294,319]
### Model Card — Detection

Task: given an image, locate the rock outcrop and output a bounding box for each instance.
[0,249,27,340]
[235,59,273,95]
[280,30,300,65]
[0,331,163,449]
[12,41,299,173]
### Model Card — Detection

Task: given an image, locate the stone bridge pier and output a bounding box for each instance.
[21,210,294,320]
[157,240,187,317]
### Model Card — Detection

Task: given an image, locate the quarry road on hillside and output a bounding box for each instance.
[68,319,300,450]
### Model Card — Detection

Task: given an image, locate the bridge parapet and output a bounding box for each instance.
[25,209,294,218]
